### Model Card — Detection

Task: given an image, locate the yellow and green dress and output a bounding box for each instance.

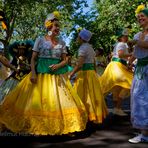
[73,43,108,124]
[0,37,87,135]
[99,42,133,99]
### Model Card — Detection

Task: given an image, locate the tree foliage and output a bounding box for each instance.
[70,0,148,55]
[1,0,148,56]
[0,0,87,54]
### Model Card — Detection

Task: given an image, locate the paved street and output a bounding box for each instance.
[0,96,147,148]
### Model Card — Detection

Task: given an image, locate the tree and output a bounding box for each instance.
[0,0,87,55]
[69,0,148,55]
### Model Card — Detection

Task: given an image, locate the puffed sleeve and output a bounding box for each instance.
[78,45,87,57]
[61,40,67,54]
[32,37,41,52]
[133,32,141,41]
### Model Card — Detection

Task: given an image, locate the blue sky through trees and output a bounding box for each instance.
[65,0,95,45]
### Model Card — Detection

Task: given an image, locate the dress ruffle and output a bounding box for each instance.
[99,61,133,98]
[0,73,87,135]
[73,70,108,123]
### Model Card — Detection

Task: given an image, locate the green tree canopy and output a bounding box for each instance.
[69,0,148,55]
[0,0,87,52]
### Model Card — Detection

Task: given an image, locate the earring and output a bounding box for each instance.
[48,31,52,36]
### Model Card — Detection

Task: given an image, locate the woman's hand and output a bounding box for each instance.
[68,72,73,79]
[49,64,60,71]
[127,63,133,71]
[30,73,37,83]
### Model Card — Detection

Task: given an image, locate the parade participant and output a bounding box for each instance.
[9,41,33,80]
[99,28,133,116]
[0,42,17,86]
[128,5,148,143]
[69,29,108,124]
[0,11,87,135]
[0,41,33,104]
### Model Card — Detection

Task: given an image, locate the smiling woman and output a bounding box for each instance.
[0,11,88,136]
[128,4,148,144]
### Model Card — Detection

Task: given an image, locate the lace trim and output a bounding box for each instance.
[0,106,87,135]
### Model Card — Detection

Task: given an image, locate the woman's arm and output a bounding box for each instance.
[127,54,136,70]
[69,56,84,78]
[30,51,38,83]
[136,40,148,49]
[0,55,17,71]
[94,58,97,72]
[128,39,148,49]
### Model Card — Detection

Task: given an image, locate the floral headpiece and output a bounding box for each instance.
[135,4,145,15]
[53,11,60,18]
[76,27,83,33]
[45,11,60,28]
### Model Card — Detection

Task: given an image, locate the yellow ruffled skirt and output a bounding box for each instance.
[0,73,87,135]
[73,70,108,123]
[99,61,133,98]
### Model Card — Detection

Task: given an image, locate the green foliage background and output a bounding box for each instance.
[0,0,147,56]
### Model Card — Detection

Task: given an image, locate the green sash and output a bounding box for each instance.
[135,56,148,79]
[112,57,127,66]
[137,56,148,66]
[81,63,95,71]
[36,58,73,74]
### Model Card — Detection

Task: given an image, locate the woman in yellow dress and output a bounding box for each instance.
[99,28,133,116]
[0,11,87,135]
[69,29,108,124]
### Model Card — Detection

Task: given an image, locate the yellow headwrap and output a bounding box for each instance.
[53,11,60,18]
[45,21,53,29]
[135,4,145,15]
[76,27,83,33]
[45,11,60,28]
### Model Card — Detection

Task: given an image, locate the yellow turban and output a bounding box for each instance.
[135,4,145,15]
[45,11,60,28]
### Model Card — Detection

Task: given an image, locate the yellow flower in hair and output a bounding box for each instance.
[135,4,145,15]
[45,20,53,28]
[53,11,60,18]
[77,27,83,32]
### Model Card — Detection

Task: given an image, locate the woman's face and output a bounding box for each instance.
[122,35,128,42]
[137,12,148,27]
[119,35,128,43]
[50,21,60,36]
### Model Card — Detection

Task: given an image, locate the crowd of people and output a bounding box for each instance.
[0,4,147,144]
